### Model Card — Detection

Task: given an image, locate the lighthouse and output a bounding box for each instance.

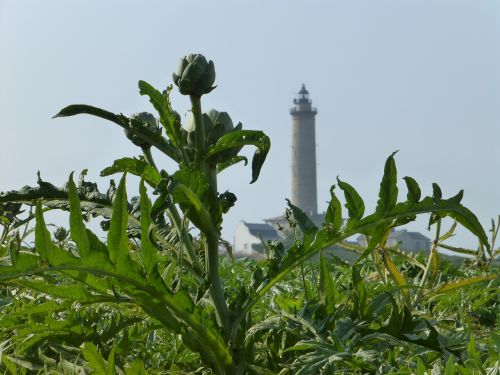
[290,84,318,216]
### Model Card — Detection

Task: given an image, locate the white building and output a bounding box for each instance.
[357,229,431,252]
[233,222,280,258]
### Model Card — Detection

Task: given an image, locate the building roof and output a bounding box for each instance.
[264,212,326,227]
[243,222,279,238]
[356,229,430,244]
[390,229,430,241]
[299,84,309,95]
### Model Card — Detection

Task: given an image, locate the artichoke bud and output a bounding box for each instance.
[125,112,160,148]
[0,202,22,223]
[53,226,69,242]
[100,220,111,231]
[207,110,234,133]
[206,109,235,145]
[218,191,237,213]
[172,54,216,96]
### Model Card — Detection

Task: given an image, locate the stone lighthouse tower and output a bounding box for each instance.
[290,84,318,216]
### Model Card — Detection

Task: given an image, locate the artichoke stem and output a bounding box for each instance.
[190,95,206,165]
[141,146,158,171]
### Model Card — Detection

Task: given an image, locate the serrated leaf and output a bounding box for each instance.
[356,225,386,262]
[107,174,129,265]
[139,178,156,276]
[381,249,410,305]
[325,186,342,232]
[376,151,398,216]
[138,81,182,147]
[444,354,456,375]
[101,157,162,187]
[107,347,117,375]
[125,359,147,375]
[0,172,141,231]
[34,201,50,261]
[54,104,123,124]
[9,299,69,316]
[319,252,337,314]
[429,248,439,285]
[67,173,90,257]
[432,183,442,201]
[352,266,368,319]
[81,342,107,375]
[286,199,318,236]
[18,280,90,300]
[337,177,364,222]
[216,155,248,174]
[403,176,421,204]
[429,275,498,295]
[53,104,178,161]
[437,243,477,256]
[169,182,215,235]
[35,201,75,266]
[435,196,490,249]
[206,130,270,183]
[388,247,426,270]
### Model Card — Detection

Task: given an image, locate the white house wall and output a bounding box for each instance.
[234,223,261,257]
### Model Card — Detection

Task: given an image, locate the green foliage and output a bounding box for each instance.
[0,54,498,374]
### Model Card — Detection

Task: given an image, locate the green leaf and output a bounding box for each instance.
[101,157,162,187]
[437,243,478,256]
[352,266,368,319]
[138,81,183,147]
[206,130,270,183]
[0,354,43,372]
[286,199,318,236]
[384,297,403,336]
[67,172,90,257]
[467,335,479,361]
[388,247,426,270]
[35,201,75,266]
[324,186,342,232]
[34,200,50,260]
[107,347,117,375]
[356,224,387,262]
[444,354,456,375]
[53,104,179,161]
[375,152,398,216]
[337,177,364,222]
[429,248,439,285]
[169,167,215,231]
[169,182,215,235]
[82,342,107,375]
[435,195,489,249]
[139,178,156,275]
[319,252,337,314]
[428,275,498,295]
[216,155,248,174]
[17,280,91,300]
[432,183,442,201]
[107,174,129,265]
[54,104,123,125]
[8,299,69,316]
[125,359,147,375]
[251,147,268,184]
[0,172,141,231]
[381,249,410,305]
[403,176,421,204]
[172,167,211,203]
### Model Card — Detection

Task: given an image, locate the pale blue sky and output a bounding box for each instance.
[1,0,499,249]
